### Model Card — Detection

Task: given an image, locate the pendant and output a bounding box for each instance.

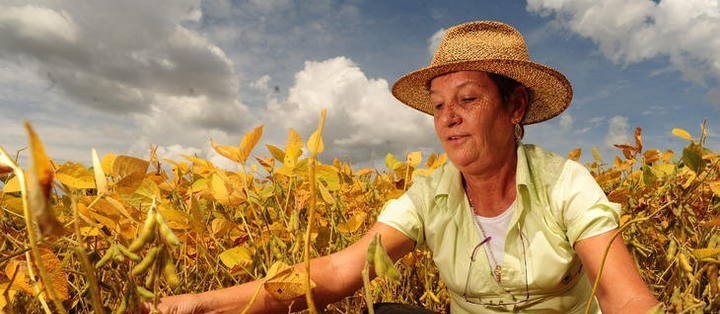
[494,265,502,283]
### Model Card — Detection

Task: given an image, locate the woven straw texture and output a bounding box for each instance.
[391,21,573,125]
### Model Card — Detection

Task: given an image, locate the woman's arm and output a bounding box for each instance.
[574,229,659,314]
[148,222,415,314]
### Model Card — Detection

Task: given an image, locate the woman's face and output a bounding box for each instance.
[430,71,525,172]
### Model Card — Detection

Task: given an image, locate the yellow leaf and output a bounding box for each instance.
[0,282,19,310]
[317,181,334,205]
[112,155,149,178]
[567,148,581,161]
[266,144,286,162]
[210,174,229,204]
[239,125,264,164]
[385,153,401,170]
[671,128,693,141]
[693,248,720,259]
[263,263,317,301]
[218,246,252,272]
[56,162,95,189]
[92,149,108,194]
[643,149,661,164]
[4,250,69,301]
[211,139,242,163]
[100,153,116,176]
[157,205,192,230]
[337,212,367,233]
[1,196,23,215]
[115,172,145,194]
[353,168,373,176]
[25,122,63,237]
[306,109,327,155]
[709,180,720,196]
[316,164,340,191]
[2,175,21,193]
[406,151,422,167]
[210,218,233,238]
[284,129,303,167]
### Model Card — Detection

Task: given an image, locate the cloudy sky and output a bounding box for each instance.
[1,0,718,170]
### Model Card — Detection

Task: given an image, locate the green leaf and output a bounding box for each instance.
[367,234,400,281]
[681,145,705,173]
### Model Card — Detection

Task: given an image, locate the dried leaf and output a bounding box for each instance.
[25,122,63,237]
[112,155,149,178]
[210,139,242,164]
[567,148,581,161]
[4,250,69,301]
[337,212,367,233]
[56,162,95,189]
[0,282,19,310]
[115,172,145,194]
[264,262,316,301]
[239,125,264,164]
[92,148,108,194]
[2,175,21,193]
[100,153,116,176]
[210,174,229,204]
[266,144,286,162]
[708,180,720,197]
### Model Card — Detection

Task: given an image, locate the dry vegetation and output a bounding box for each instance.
[0,116,718,313]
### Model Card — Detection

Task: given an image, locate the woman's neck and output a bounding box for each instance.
[462,147,518,217]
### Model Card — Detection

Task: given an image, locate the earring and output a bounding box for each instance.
[514,122,523,142]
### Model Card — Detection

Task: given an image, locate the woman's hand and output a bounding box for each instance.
[142,294,205,314]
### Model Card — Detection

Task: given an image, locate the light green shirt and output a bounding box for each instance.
[377,144,620,313]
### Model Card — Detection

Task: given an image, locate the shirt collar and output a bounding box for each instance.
[433,144,535,199]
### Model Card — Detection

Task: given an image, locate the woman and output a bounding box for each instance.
[150,21,658,314]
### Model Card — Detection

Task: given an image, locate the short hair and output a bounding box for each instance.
[488,73,524,108]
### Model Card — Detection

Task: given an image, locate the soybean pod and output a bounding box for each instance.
[132,246,161,277]
[129,208,158,252]
[155,211,180,246]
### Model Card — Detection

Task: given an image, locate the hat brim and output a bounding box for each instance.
[391,59,573,125]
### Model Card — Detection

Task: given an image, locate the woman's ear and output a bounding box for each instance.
[510,85,529,122]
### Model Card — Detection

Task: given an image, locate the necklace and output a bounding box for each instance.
[465,186,503,283]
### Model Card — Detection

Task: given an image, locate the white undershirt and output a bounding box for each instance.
[474,199,516,267]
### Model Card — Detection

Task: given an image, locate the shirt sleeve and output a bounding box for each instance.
[553,160,621,246]
[376,193,425,246]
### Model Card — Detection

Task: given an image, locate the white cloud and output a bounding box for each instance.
[265,56,437,161]
[428,28,446,56]
[251,75,272,91]
[0,1,244,124]
[559,113,573,130]
[526,0,720,106]
[604,115,630,147]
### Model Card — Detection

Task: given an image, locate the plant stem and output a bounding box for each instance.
[304,157,319,314]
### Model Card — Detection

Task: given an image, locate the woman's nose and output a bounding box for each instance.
[439,103,461,127]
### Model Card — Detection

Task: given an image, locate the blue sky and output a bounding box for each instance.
[0,0,718,170]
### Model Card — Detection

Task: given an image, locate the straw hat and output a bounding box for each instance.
[391,21,572,125]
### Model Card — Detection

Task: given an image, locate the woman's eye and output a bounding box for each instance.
[434,103,444,109]
[462,97,476,102]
